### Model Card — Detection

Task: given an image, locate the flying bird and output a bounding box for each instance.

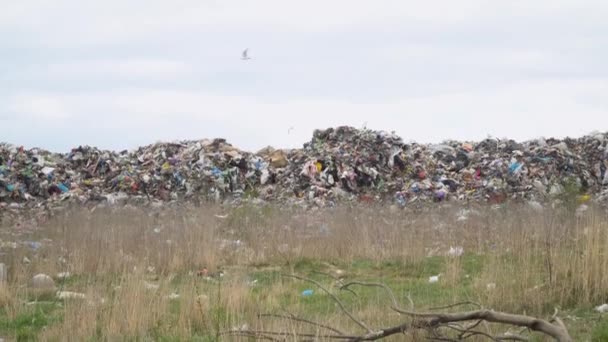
[241,48,251,60]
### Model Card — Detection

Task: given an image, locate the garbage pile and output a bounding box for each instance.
[2,127,608,217]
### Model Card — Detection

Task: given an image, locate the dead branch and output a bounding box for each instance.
[393,308,572,342]
[340,281,400,310]
[428,301,482,311]
[282,273,373,333]
[221,330,359,339]
[259,313,345,335]
[222,274,572,342]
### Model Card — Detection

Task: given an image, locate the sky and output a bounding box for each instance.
[1,1,607,152]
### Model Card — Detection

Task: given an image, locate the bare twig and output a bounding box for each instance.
[494,334,529,341]
[221,330,358,339]
[340,281,401,311]
[227,331,282,341]
[443,324,499,341]
[259,313,345,335]
[406,291,415,310]
[231,274,571,342]
[428,301,482,311]
[312,270,340,280]
[282,274,373,333]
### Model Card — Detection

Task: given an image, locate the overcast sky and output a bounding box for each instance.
[1,1,607,152]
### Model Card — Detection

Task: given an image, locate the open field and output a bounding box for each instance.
[1,204,608,341]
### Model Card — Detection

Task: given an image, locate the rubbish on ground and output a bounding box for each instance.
[144,281,159,290]
[2,127,608,220]
[595,304,608,313]
[428,274,441,283]
[447,246,464,257]
[56,291,86,299]
[56,272,71,279]
[301,289,314,296]
[0,263,6,283]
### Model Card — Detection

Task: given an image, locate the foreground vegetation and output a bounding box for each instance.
[1,203,608,340]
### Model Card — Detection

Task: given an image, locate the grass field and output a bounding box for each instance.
[1,203,608,341]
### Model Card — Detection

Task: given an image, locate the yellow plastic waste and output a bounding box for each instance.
[578,194,591,203]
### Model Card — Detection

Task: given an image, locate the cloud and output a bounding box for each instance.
[44,59,191,79]
[7,94,72,120]
[3,1,607,47]
[3,76,606,152]
[1,1,607,152]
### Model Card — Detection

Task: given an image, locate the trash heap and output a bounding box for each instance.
[2,127,608,216]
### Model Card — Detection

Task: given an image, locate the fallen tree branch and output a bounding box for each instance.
[282,273,373,333]
[259,313,345,335]
[221,330,359,339]
[222,274,573,341]
[393,308,572,342]
[340,281,401,310]
[428,301,482,311]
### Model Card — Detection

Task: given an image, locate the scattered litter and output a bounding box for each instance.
[25,241,42,250]
[56,272,71,279]
[447,246,464,257]
[0,263,6,283]
[595,304,608,313]
[576,204,589,217]
[428,275,441,283]
[333,269,345,277]
[486,283,496,290]
[144,281,159,290]
[301,289,314,297]
[56,291,86,300]
[168,292,180,300]
[2,127,608,219]
[197,268,208,277]
[232,323,249,331]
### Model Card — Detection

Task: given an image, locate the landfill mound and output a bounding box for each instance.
[2,126,608,216]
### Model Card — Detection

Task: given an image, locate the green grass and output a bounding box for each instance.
[2,254,603,340]
[0,302,61,341]
[592,318,608,341]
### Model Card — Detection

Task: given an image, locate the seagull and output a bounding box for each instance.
[241,48,251,60]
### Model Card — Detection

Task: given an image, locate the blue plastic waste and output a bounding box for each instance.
[57,183,69,193]
[508,162,523,175]
[301,289,314,297]
[26,241,42,250]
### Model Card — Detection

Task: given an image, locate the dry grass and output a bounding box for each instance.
[0,202,607,340]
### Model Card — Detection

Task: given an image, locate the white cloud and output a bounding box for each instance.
[1,1,607,151]
[45,59,191,79]
[7,95,71,120]
[4,1,607,46]
[4,77,606,151]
